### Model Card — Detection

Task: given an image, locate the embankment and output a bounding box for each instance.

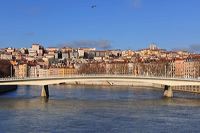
[0,85,17,94]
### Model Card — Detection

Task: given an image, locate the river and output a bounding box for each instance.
[0,85,200,133]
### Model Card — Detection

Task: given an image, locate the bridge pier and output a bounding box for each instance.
[163,85,173,98]
[41,85,49,98]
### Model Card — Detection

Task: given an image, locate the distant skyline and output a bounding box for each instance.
[0,0,200,51]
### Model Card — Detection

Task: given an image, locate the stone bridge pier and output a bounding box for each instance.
[163,85,173,98]
[41,85,49,98]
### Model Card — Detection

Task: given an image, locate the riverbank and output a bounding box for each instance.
[0,85,17,94]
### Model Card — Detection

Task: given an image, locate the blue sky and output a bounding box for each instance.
[0,0,200,50]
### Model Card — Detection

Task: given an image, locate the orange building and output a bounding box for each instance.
[174,59,184,78]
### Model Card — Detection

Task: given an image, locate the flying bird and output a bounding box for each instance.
[91,5,96,8]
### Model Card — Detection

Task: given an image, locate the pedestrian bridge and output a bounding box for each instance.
[0,75,200,98]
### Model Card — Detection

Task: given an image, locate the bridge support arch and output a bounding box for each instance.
[163,85,173,98]
[41,85,49,98]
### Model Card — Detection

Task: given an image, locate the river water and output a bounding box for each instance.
[0,85,200,133]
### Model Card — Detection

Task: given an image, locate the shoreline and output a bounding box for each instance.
[0,85,17,94]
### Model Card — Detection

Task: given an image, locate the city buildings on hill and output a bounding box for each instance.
[0,43,200,79]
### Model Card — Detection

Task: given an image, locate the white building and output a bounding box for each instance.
[0,54,12,60]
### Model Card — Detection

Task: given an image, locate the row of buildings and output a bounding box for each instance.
[14,64,77,78]
[1,43,200,79]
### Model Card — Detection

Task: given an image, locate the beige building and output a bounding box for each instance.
[48,67,77,77]
[38,68,49,77]
[174,59,200,78]
[122,50,135,58]
[14,64,28,78]
[1,53,12,60]
[183,59,200,78]
[28,65,40,77]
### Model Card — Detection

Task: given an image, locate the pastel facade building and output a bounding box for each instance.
[183,59,200,78]
[174,59,200,78]
[14,64,28,78]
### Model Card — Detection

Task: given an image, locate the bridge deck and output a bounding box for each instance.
[0,75,200,94]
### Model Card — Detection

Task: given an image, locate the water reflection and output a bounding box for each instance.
[0,85,200,133]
